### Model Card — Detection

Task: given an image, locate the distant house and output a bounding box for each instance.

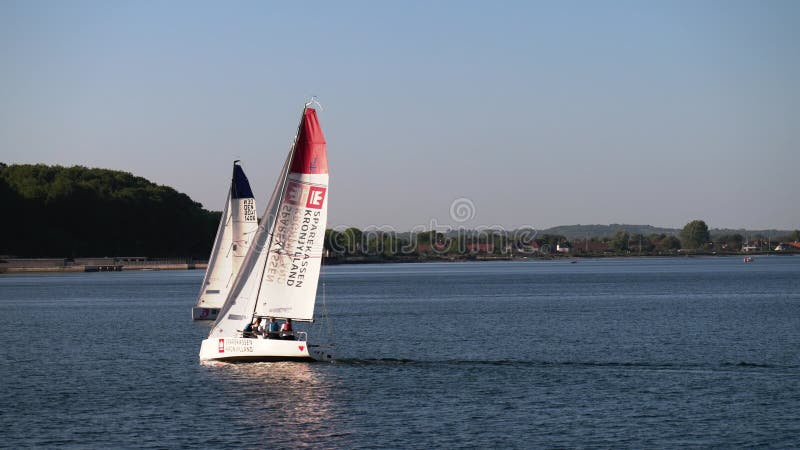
[556,242,571,253]
[790,242,800,250]
[742,244,758,252]
[571,239,609,253]
[416,242,448,253]
[466,243,493,253]
[520,240,542,253]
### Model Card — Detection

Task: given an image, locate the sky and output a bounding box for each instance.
[1,0,798,231]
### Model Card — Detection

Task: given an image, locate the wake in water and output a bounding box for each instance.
[331,357,793,371]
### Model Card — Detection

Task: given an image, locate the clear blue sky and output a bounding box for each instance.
[2,1,798,231]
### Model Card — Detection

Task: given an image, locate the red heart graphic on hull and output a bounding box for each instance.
[298,345,305,351]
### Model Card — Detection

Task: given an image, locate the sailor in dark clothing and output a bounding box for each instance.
[280,318,294,340]
[267,317,281,339]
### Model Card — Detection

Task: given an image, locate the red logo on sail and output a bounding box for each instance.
[218,339,225,353]
[306,186,326,209]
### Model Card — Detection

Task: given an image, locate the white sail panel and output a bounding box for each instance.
[254,172,328,320]
[231,197,258,262]
[195,194,234,309]
[207,222,271,336]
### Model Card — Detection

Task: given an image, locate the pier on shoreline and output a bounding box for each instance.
[0,257,207,274]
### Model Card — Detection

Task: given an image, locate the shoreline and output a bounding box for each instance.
[322,251,791,265]
[2,252,794,274]
[0,262,207,274]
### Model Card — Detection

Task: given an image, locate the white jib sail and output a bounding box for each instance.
[194,162,258,311]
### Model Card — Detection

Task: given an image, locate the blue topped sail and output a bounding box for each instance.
[232,163,254,199]
[193,160,259,320]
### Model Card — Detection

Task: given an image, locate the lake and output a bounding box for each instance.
[1,256,799,447]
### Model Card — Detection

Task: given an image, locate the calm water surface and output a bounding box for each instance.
[1,257,799,448]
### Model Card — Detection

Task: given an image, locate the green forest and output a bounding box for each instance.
[0,163,220,258]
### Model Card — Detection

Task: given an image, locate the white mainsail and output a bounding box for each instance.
[208,106,328,339]
[192,162,258,320]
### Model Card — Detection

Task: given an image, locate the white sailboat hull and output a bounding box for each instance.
[191,307,219,321]
[199,336,328,362]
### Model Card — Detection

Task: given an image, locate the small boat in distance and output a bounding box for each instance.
[192,161,258,320]
[199,100,330,362]
[743,256,754,263]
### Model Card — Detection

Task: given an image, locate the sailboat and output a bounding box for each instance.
[199,101,330,362]
[191,162,259,320]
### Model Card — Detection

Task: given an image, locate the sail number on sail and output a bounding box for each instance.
[242,198,257,222]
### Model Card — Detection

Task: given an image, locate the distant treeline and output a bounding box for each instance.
[323,221,800,261]
[0,163,220,258]
[537,223,793,240]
